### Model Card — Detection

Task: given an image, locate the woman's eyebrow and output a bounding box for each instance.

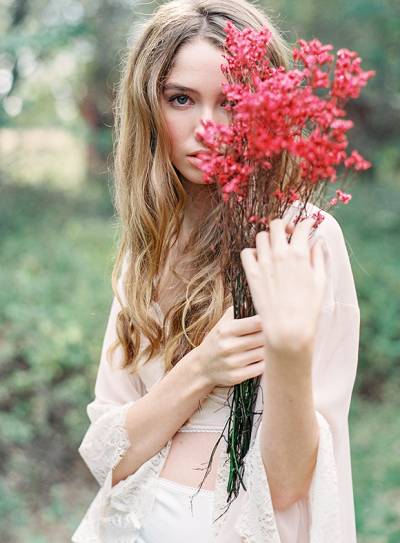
[163,82,224,96]
[163,83,196,93]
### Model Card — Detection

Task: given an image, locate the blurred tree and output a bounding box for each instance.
[0,0,155,180]
[1,0,399,182]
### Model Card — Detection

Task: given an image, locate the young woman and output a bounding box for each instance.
[72,1,360,542]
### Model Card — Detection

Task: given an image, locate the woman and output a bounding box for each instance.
[72,1,360,541]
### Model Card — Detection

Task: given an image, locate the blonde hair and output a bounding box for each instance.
[108,0,295,374]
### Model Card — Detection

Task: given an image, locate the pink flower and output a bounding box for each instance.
[311,211,326,227]
[194,23,374,221]
[273,189,285,201]
[288,190,300,203]
[344,150,372,171]
[336,189,352,204]
[332,49,376,100]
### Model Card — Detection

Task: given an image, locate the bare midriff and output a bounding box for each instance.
[159,431,226,491]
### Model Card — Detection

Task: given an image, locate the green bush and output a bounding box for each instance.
[334,179,400,400]
[0,180,117,540]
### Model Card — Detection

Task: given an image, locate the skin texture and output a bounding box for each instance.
[160,36,326,511]
[160,37,230,236]
[241,217,327,361]
[241,217,326,510]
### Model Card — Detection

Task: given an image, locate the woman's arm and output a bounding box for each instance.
[260,347,319,511]
[112,346,214,486]
[220,207,360,542]
[78,251,214,491]
[240,214,328,511]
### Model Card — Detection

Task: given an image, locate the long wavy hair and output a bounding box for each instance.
[108,0,298,374]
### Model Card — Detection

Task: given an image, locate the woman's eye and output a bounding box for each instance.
[168,95,231,108]
[222,99,236,108]
[169,94,191,106]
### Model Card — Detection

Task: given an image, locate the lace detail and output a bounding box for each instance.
[309,411,341,542]
[234,422,281,542]
[78,401,135,487]
[179,426,224,433]
[99,438,173,542]
[71,473,111,542]
[212,447,232,539]
[72,436,173,542]
[229,410,341,543]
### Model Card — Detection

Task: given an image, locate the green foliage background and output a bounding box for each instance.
[0,0,399,541]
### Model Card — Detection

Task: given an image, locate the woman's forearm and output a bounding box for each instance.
[260,348,319,511]
[112,347,214,487]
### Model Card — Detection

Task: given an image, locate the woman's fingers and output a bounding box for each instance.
[285,221,295,236]
[240,248,265,313]
[289,217,315,252]
[255,230,271,266]
[268,218,289,254]
[245,214,322,271]
[240,247,258,276]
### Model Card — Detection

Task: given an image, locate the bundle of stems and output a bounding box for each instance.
[219,159,326,505]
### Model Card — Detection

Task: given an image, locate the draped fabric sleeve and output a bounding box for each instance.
[71,253,154,542]
[229,209,360,543]
[76,294,146,490]
[76,252,146,485]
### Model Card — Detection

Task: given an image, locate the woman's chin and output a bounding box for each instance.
[182,171,213,186]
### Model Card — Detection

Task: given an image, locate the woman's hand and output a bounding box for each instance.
[240,216,327,365]
[195,306,267,388]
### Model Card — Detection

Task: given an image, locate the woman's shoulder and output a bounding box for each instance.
[287,201,358,307]
[288,199,341,224]
[286,200,347,245]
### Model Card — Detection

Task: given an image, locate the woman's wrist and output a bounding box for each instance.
[264,343,314,382]
[261,325,316,357]
[182,346,215,395]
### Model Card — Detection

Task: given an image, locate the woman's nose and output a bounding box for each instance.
[195,105,230,136]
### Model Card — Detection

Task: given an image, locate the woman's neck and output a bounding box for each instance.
[180,179,214,238]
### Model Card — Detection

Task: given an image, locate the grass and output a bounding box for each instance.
[350,385,400,542]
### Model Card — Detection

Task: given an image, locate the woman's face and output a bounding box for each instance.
[160,37,230,186]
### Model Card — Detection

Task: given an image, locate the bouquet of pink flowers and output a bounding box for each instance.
[195,21,375,507]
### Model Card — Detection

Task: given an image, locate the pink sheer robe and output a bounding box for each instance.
[72,203,360,542]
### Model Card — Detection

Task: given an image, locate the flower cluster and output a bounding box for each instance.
[196,21,375,223]
[223,24,273,82]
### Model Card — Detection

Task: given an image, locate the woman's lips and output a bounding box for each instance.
[187,155,202,168]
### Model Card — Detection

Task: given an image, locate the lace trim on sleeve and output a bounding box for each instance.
[77,401,135,488]
[100,438,173,538]
[234,424,281,543]
[228,410,341,542]
[72,438,173,543]
[71,473,111,543]
[309,410,341,542]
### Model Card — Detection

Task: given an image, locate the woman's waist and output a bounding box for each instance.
[160,430,226,491]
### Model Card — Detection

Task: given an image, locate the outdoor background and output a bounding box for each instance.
[1,0,399,541]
